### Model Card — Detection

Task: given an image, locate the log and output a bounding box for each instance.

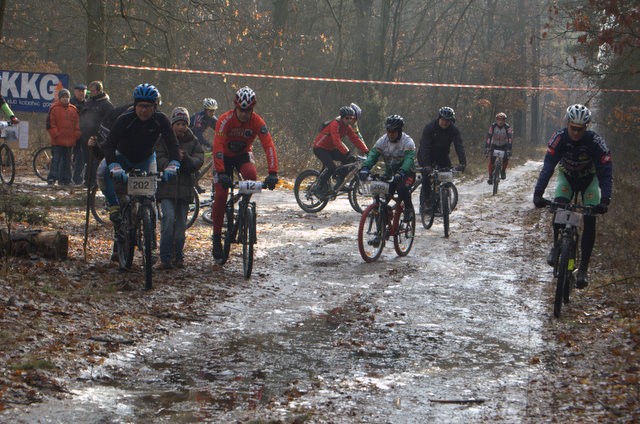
[0,229,69,259]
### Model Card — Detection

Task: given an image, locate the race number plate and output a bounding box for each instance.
[127,175,157,196]
[238,180,263,194]
[438,171,453,182]
[493,150,505,158]
[554,210,581,226]
[367,180,390,195]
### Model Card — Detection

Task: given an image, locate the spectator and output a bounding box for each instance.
[46,89,80,186]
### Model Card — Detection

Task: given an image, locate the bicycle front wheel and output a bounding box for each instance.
[446,183,459,211]
[294,169,329,213]
[140,204,155,290]
[420,187,436,229]
[0,144,16,185]
[347,176,365,213]
[89,185,111,226]
[492,160,501,196]
[441,186,450,238]
[117,204,135,270]
[32,146,52,182]
[242,204,256,278]
[554,238,573,318]
[393,202,415,257]
[358,203,385,262]
[186,187,200,229]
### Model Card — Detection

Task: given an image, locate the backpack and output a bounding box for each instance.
[317,119,333,133]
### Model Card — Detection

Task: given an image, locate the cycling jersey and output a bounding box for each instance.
[418,118,466,169]
[485,122,513,150]
[190,110,217,148]
[363,133,416,177]
[313,119,368,155]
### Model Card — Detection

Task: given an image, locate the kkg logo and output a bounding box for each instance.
[1,70,69,113]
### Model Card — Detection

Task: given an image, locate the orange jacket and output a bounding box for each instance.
[47,101,80,147]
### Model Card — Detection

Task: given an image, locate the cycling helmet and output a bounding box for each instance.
[203,98,218,110]
[350,103,362,120]
[566,104,591,125]
[438,106,455,122]
[133,83,160,104]
[339,106,355,119]
[234,86,256,110]
[385,114,404,131]
[495,112,507,120]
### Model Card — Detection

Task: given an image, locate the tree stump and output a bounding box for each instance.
[0,229,69,260]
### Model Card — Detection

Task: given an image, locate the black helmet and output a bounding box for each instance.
[438,106,456,122]
[385,114,404,131]
[339,106,355,118]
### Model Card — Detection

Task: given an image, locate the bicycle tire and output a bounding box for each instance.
[393,201,415,256]
[562,236,576,304]
[202,207,212,225]
[0,144,16,185]
[215,201,234,265]
[293,169,329,213]
[89,185,111,226]
[358,202,385,262]
[554,242,571,318]
[442,186,450,238]
[140,204,155,290]
[186,187,200,229]
[492,159,501,196]
[32,146,53,182]
[347,176,365,214]
[242,204,256,278]
[117,203,135,270]
[447,183,459,211]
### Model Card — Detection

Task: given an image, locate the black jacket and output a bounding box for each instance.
[156,128,204,201]
[417,119,466,169]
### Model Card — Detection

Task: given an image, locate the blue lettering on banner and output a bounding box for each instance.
[1,69,69,113]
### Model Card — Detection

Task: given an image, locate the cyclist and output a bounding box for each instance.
[533,104,612,289]
[359,114,416,221]
[99,83,181,260]
[189,97,218,150]
[350,102,364,140]
[211,86,279,260]
[156,107,204,270]
[313,105,369,194]
[485,112,513,184]
[417,106,467,213]
[0,76,19,124]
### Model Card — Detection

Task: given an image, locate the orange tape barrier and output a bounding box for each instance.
[90,62,640,93]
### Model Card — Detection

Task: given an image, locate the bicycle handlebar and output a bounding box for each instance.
[545,200,596,215]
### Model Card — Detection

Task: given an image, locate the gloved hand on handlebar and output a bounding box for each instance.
[533,192,547,208]
[263,173,278,190]
[217,173,233,189]
[393,169,406,185]
[163,160,180,181]
[10,116,19,125]
[593,199,610,214]
[359,167,370,181]
[455,164,466,172]
[422,166,433,176]
[108,162,126,182]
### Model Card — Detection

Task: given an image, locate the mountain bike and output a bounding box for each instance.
[490,149,505,196]
[214,180,264,278]
[419,168,459,237]
[294,156,367,213]
[0,121,16,185]
[185,151,213,227]
[543,198,595,318]
[357,175,416,263]
[114,170,161,290]
[32,145,53,182]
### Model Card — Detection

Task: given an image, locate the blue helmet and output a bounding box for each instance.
[133,83,160,104]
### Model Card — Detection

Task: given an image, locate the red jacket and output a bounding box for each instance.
[313,119,368,155]
[47,101,80,147]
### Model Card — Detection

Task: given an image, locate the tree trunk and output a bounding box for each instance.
[1,229,69,260]
[86,0,106,83]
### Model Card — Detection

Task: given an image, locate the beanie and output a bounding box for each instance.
[171,107,190,125]
[58,89,71,99]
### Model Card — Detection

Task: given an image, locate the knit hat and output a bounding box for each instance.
[171,107,190,125]
[58,89,71,99]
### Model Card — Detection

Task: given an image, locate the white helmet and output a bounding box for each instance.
[350,103,362,120]
[203,98,218,110]
[566,104,591,125]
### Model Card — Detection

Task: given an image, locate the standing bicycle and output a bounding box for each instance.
[0,121,16,185]
[294,155,368,213]
[485,112,512,188]
[419,168,459,237]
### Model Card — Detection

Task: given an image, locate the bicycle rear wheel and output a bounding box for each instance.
[242,204,256,278]
[89,185,111,226]
[347,176,365,213]
[32,146,52,182]
[117,204,135,270]
[294,169,329,213]
[140,204,155,290]
[358,203,385,262]
[186,187,199,229]
[441,186,450,238]
[394,202,415,256]
[554,238,573,318]
[0,144,16,185]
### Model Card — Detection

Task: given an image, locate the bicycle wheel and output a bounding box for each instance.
[347,176,365,213]
[394,202,415,256]
[186,187,199,229]
[32,146,52,182]
[117,204,135,270]
[447,183,459,211]
[242,204,256,278]
[492,159,501,196]
[215,202,234,265]
[89,185,111,226]
[420,187,436,229]
[0,144,16,185]
[358,203,385,262]
[140,204,155,290]
[441,186,450,238]
[202,207,213,225]
[294,169,329,213]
